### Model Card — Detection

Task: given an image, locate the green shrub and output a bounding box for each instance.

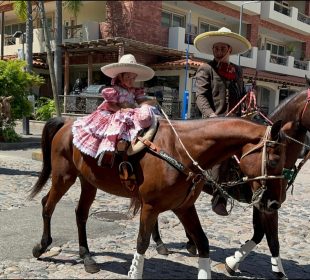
[1,126,21,142]
[35,97,56,121]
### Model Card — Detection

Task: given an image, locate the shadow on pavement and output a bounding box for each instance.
[0,167,40,176]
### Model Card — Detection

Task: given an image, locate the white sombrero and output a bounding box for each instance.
[194,27,251,55]
[101,54,155,82]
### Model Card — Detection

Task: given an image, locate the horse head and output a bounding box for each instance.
[239,120,287,213]
[0,96,13,121]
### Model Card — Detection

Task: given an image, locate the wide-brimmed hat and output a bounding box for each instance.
[194,27,251,55]
[100,54,155,82]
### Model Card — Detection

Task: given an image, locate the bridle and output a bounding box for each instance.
[239,125,285,205]
[300,88,310,127]
[145,109,286,208]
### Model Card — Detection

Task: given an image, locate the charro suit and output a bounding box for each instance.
[195,59,245,118]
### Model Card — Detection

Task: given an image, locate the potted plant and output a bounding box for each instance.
[286,44,295,56]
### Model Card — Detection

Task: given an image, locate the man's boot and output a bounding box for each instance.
[211,193,229,216]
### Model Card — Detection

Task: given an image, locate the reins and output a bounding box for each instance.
[137,106,285,209]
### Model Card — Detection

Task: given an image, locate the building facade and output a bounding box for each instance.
[0,0,309,118]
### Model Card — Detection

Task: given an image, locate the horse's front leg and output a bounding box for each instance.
[128,203,158,279]
[76,178,99,274]
[225,206,261,275]
[174,205,211,279]
[151,218,171,255]
[263,210,287,279]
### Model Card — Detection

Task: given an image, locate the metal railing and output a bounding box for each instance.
[294,59,308,70]
[58,95,201,120]
[64,24,83,40]
[297,12,310,25]
[273,2,291,16]
[270,54,288,66]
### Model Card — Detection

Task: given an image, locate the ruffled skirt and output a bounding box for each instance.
[72,104,154,158]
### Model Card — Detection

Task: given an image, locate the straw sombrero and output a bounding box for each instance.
[101,54,155,82]
[194,27,251,55]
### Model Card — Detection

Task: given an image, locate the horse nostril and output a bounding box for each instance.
[268,201,280,210]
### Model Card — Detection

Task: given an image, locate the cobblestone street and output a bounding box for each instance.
[0,121,309,279]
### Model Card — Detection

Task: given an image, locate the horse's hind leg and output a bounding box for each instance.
[75,177,99,274]
[174,205,211,279]
[33,168,77,258]
[151,218,171,255]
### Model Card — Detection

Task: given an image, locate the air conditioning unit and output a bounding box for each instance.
[186,24,198,35]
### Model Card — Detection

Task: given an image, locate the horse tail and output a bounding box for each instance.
[28,117,66,199]
[128,197,141,216]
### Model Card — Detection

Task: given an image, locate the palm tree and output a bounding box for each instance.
[12,0,33,72]
[54,1,62,99]
[38,0,61,117]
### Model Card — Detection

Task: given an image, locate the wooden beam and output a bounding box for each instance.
[88,53,93,87]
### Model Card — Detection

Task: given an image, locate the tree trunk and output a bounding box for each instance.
[54,1,63,98]
[38,0,61,117]
[25,1,33,73]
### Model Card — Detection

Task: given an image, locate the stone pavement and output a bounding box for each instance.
[0,121,309,279]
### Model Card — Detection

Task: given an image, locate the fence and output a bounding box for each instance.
[58,95,201,119]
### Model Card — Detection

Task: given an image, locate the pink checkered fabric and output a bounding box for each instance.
[72,86,154,158]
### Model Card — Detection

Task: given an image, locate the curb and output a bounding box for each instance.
[31,150,42,161]
[0,141,41,150]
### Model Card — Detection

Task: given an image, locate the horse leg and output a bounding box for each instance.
[225,206,262,275]
[151,218,171,255]
[174,205,211,279]
[128,204,158,279]
[263,211,287,279]
[32,169,77,258]
[76,178,99,274]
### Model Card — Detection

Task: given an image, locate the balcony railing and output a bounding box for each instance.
[297,12,310,25]
[273,2,291,16]
[294,59,308,70]
[270,54,288,66]
[64,24,83,40]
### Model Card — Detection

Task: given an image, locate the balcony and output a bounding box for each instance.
[261,1,310,35]
[257,50,310,78]
[0,21,100,57]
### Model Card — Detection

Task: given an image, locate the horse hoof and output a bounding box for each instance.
[186,243,197,256]
[273,271,288,280]
[84,255,100,274]
[225,262,236,276]
[156,243,170,255]
[32,244,45,258]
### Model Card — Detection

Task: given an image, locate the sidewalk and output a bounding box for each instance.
[0,120,44,150]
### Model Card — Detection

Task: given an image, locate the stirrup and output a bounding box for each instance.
[97,151,115,168]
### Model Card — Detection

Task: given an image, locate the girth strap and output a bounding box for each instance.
[137,136,205,209]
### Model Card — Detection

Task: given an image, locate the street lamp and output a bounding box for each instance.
[238,1,260,66]
[13,30,30,135]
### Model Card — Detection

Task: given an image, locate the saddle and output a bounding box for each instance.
[97,116,159,191]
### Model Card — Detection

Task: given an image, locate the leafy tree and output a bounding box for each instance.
[0,59,43,141]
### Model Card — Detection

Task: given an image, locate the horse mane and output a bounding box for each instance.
[269,90,306,119]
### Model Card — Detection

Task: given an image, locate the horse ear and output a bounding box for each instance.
[271,120,282,140]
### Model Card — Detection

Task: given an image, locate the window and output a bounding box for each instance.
[199,21,219,34]
[4,23,26,45]
[266,42,285,56]
[161,11,185,28]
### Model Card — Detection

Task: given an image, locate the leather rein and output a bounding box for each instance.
[137,118,284,207]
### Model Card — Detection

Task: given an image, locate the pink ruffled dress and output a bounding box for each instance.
[72,86,154,158]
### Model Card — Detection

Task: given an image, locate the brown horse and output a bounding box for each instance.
[224,87,310,278]
[152,87,310,279]
[28,116,287,279]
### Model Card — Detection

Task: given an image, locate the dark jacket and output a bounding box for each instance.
[195,59,245,118]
